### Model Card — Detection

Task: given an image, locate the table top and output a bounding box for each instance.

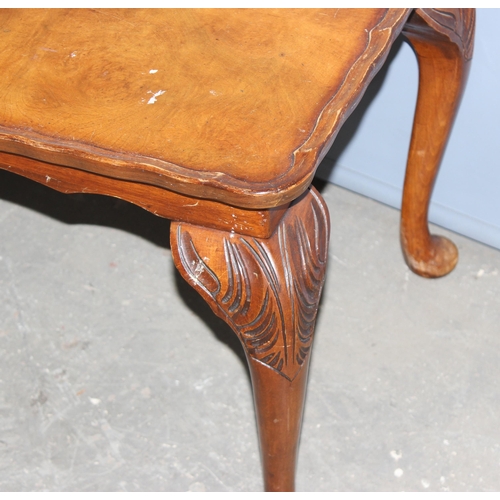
[0,9,410,208]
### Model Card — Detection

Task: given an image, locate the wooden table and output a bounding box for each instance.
[0,8,474,491]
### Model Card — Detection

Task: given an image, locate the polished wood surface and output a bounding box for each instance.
[172,187,329,491]
[0,151,289,238]
[401,8,474,277]
[0,8,410,208]
[0,8,476,491]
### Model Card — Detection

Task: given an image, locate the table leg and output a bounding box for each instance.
[171,187,330,491]
[401,9,475,278]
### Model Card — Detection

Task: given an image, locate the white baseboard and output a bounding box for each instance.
[316,161,500,251]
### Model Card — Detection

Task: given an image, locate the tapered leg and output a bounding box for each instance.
[171,187,330,491]
[401,9,475,278]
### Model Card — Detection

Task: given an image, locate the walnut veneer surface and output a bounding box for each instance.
[0,8,410,208]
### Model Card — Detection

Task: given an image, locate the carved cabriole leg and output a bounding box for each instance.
[170,187,330,492]
[401,9,475,278]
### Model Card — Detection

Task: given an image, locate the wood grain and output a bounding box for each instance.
[0,8,410,208]
[0,151,288,238]
[171,187,330,490]
[400,9,475,277]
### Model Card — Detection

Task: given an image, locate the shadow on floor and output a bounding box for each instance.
[0,168,171,249]
[0,167,249,382]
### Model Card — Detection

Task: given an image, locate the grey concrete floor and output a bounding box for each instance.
[1,168,500,492]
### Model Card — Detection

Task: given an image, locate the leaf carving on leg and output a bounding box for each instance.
[173,187,329,380]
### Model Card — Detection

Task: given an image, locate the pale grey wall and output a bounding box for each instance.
[317,9,500,250]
